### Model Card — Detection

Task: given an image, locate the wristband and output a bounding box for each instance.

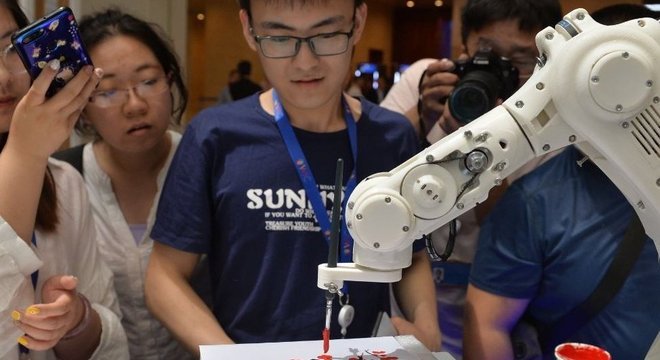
[61,293,91,341]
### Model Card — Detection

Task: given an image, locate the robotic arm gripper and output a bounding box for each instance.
[318,9,660,290]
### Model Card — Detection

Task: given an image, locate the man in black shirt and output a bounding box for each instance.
[230,60,263,100]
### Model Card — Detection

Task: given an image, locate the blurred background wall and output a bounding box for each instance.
[18,0,654,121]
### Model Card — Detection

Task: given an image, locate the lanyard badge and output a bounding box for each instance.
[272,90,358,337]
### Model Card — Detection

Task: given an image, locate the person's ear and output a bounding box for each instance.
[350,3,368,45]
[239,10,258,52]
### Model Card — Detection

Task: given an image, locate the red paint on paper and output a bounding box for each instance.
[366,349,398,359]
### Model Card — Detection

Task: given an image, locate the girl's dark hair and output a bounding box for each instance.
[76,8,188,136]
[0,0,59,232]
[238,0,365,19]
[461,0,563,45]
[0,0,28,27]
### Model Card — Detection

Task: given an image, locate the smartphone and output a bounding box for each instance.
[11,7,92,97]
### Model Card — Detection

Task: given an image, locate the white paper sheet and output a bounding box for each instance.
[200,336,421,359]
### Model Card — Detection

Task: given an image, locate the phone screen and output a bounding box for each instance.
[11,7,92,97]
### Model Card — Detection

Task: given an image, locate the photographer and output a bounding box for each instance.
[465,5,660,359]
[380,0,562,358]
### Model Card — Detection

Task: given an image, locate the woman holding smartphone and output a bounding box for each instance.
[0,1,129,359]
[54,9,196,359]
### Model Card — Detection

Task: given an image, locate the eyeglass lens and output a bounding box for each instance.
[1,46,27,75]
[90,77,169,107]
[258,33,350,58]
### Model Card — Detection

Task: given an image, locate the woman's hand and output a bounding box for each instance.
[12,275,86,351]
[7,60,102,161]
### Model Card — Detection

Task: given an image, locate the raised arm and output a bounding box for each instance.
[0,62,100,241]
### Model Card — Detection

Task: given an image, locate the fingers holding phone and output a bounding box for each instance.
[8,61,99,160]
[5,7,100,159]
[30,61,101,122]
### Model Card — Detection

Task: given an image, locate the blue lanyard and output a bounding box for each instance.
[272,90,358,264]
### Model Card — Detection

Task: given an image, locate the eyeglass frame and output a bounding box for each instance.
[0,43,28,76]
[88,75,171,108]
[250,24,355,59]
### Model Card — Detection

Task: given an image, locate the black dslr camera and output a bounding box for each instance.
[448,49,519,124]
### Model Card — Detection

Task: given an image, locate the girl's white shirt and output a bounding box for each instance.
[0,158,129,360]
[83,130,194,360]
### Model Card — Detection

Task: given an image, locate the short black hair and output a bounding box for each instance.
[461,0,562,45]
[76,8,188,133]
[591,3,658,26]
[238,0,365,19]
[237,60,252,76]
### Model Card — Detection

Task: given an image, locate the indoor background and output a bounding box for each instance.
[19,0,659,122]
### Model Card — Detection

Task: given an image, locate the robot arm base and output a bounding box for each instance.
[317,263,402,290]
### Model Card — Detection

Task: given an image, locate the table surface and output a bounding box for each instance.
[394,335,456,360]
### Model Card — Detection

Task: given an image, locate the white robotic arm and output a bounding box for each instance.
[318,9,660,290]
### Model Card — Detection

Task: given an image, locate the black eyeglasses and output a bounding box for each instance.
[251,26,354,59]
[89,76,170,108]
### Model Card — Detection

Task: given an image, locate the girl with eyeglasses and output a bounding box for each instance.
[0,1,129,359]
[52,8,201,360]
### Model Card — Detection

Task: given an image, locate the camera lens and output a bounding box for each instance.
[448,71,500,124]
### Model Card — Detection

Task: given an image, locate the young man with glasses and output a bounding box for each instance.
[380,0,562,358]
[145,0,440,356]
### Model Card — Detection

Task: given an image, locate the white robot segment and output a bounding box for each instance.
[318,9,660,290]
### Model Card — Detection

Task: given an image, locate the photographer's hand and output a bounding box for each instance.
[419,59,456,135]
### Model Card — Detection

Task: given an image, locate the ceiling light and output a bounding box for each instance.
[435,0,443,6]
[196,13,205,21]
[406,1,415,8]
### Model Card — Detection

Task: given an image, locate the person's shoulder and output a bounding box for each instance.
[247,78,263,90]
[188,94,266,131]
[406,58,439,75]
[397,58,440,86]
[509,147,584,196]
[47,157,89,211]
[359,100,419,149]
[381,58,439,113]
[361,99,413,127]
[48,156,85,186]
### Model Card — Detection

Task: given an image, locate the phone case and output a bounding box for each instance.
[11,7,92,97]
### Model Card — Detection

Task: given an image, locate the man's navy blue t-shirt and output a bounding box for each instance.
[152,94,421,343]
[471,147,660,359]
